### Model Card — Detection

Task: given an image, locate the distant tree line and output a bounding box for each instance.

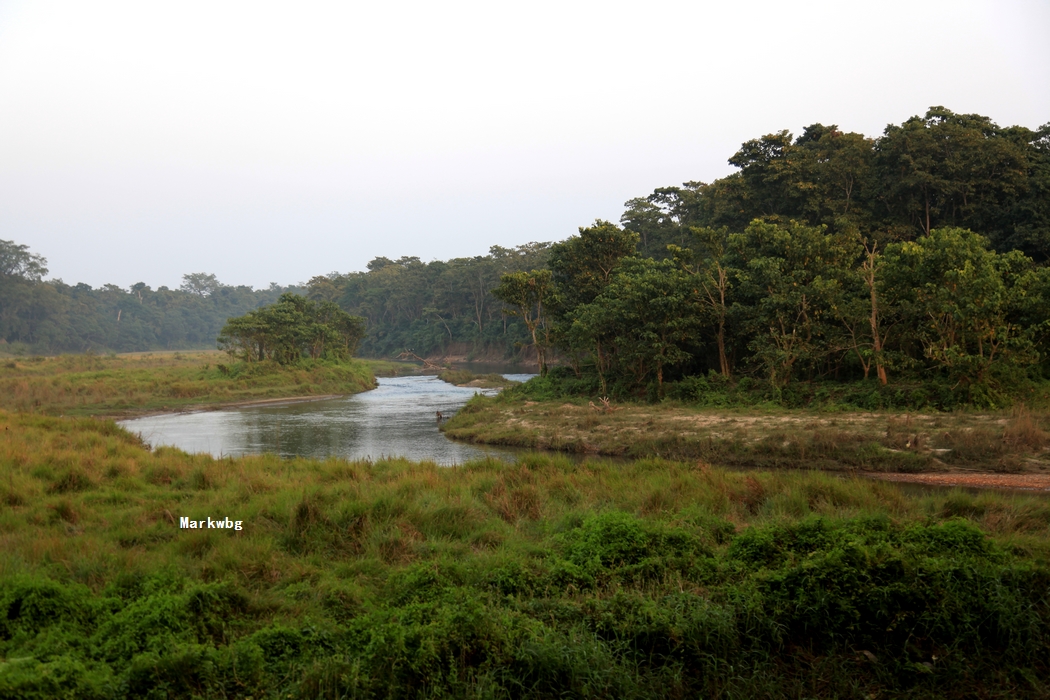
[0,241,302,355]
[306,243,553,359]
[493,107,1050,404]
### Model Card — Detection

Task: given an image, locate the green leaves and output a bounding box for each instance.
[727,219,861,386]
[217,293,366,365]
[492,270,553,375]
[882,228,1036,393]
[570,257,702,394]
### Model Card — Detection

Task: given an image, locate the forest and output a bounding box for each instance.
[306,243,552,359]
[3,106,1049,397]
[0,248,304,355]
[489,107,1050,406]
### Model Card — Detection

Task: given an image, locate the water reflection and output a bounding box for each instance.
[119,375,533,465]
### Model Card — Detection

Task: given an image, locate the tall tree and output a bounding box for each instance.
[180,273,222,297]
[572,257,702,395]
[874,107,1029,243]
[727,219,860,386]
[491,270,553,376]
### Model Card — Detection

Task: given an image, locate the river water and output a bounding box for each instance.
[119,374,535,465]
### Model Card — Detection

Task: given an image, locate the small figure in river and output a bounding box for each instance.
[436,411,444,422]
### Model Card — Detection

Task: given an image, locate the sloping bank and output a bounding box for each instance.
[0,353,392,418]
[442,394,1050,474]
[1,411,1049,697]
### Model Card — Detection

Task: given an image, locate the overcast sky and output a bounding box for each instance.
[1,0,1048,290]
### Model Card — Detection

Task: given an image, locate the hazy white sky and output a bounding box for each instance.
[1,0,1048,290]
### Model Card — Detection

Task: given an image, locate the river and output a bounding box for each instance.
[118,373,535,464]
[117,373,1050,494]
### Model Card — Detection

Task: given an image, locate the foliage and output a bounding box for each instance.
[218,293,366,365]
[313,243,553,360]
[491,269,554,375]
[1,413,1049,697]
[0,253,304,355]
[461,108,1050,402]
[727,219,860,387]
[569,257,702,394]
[624,107,1050,258]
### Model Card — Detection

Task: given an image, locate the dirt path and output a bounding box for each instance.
[866,472,1050,492]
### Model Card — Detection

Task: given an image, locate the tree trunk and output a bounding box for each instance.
[717,321,729,378]
[864,243,888,386]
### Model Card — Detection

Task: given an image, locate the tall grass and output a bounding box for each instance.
[1,411,1049,697]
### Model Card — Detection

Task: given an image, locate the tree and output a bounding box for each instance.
[727,219,860,386]
[218,293,366,365]
[673,226,735,378]
[882,228,1035,393]
[492,270,553,375]
[180,273,221,297]
[548,221,639,316]
[0,240,50,345]
[572,257,702,395]
[830,240,892,384]
[0,239,48,280]
[874,107,1029,242]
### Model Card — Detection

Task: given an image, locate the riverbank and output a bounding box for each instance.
[442,395,1050,474]
[1,410,1048,698]
[436,368,521,389]
[0,352,403,418]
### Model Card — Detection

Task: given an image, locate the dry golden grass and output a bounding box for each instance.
[445,395,1050,473]
[0,352,378,417]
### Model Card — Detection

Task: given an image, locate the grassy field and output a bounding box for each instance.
[0,353,408,417]
[1,410,1049,697]
[442,394,1050,473]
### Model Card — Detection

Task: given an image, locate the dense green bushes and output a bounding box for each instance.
[2,515,1048,698]
[511,364,1050,411]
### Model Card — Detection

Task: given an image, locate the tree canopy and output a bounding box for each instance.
[218,293,365,365]
[490,107,1050,405]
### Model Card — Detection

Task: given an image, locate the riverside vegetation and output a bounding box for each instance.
[0,293,399,418]
[2,411,1050,698]
[6,107,1050,369]
[0,353,384,418]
